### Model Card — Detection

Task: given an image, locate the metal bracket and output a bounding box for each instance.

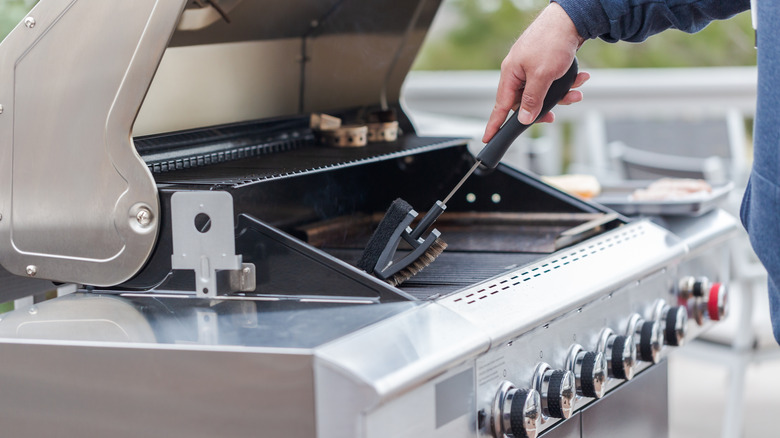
[170,191,243,297]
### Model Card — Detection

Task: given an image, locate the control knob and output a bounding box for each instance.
[597,328,636,380]
[492,381,541,438]
[678,277,728,325]
[678,276,710,300]
[565,344,607,399]
[707,282,728,321]
[626,313,663,364]
[532,363,576,420]
[654,301,688,347]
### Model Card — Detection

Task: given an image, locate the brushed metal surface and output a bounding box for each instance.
[315,302,489,438]
[581,361,669,438]
[134,39,301,136]
[0,341,315,438]
[439,221,687,345]
[170,191,242,297]
[0,0,187,285]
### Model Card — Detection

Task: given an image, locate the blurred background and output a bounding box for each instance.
[0,0,775,436]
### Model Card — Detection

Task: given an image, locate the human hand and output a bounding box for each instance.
[482,2,588,143]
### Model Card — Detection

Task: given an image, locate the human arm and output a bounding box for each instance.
[482,0,751,143]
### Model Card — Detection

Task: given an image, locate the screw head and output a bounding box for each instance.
[23,16,35,28]
[0,104,4,114]
[136,208,152,227]
[25,265,37,277]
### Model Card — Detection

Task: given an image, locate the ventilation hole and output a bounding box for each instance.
[194,213,211,233]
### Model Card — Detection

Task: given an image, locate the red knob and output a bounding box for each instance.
[708,283,726,321]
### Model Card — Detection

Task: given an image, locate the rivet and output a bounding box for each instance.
[26,265,37,277]
[28,306,37,315]
[136,207,152,227]
[0,104,4,114]
[23,16,35,28]
[0,213,3,221]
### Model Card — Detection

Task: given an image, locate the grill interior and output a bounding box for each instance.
[122,118,621,301]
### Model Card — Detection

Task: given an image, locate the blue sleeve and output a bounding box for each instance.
[553,0,750,43]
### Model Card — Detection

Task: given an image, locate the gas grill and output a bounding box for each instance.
[0,1,737,437]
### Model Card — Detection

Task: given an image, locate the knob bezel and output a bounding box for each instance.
[492,381,541,438]
[532,362,575,421]
[597,328,636,381]
[627,313,663,364]
[565,343,607,399]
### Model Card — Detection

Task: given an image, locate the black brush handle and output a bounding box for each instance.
[476,58,579,169]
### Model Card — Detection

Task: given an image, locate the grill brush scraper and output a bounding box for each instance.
[358,58,579,286]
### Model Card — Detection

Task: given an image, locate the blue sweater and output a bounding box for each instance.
[555,0,780,343]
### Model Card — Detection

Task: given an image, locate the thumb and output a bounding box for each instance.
[516,78,552,125]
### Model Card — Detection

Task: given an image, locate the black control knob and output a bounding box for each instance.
[627,314,664,364]
[492,381,541,438]
[566,344,607,399]
[532,363,576,420]
[637,320,663,363]
[678,276,710,300]
[598,328,636,381]
[662,305,688,346]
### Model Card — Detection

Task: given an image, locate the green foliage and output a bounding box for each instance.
[415,0,756,70]
[0,0,36,40]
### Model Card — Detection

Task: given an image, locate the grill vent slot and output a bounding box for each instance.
[452,225,646,305]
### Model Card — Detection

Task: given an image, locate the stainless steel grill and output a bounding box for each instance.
[0,1,737,437]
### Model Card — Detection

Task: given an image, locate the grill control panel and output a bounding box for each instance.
[479,265,729,438]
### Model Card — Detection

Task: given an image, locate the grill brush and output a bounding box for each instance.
[358,58,579,286]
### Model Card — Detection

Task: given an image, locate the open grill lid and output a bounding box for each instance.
[135,0,443,136]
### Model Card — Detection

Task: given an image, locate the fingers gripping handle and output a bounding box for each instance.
[476,58,579,169]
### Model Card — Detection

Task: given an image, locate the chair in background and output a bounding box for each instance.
[571,108,747,185]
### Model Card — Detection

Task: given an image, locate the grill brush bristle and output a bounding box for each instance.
[357,198,447,286]
[384,238,447,286]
